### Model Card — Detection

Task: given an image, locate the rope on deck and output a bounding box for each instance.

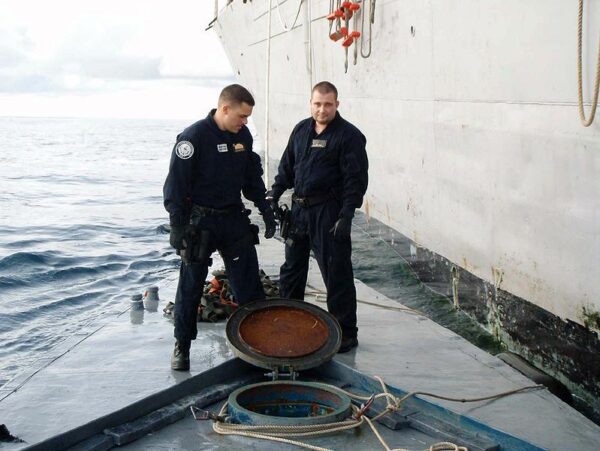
[205,374,543,450]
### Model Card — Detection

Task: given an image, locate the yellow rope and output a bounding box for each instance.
[212,401,364,450]
[577,0,600,126]
[429,443,468,451]
[214,428,333,451]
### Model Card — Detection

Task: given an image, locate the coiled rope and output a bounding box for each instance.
[213,401,364,451]
[208,374,542,451]
[577,0,600,126]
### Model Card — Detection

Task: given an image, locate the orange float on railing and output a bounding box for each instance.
[327,0,369,71]
[329,26,348,42]
[327,8,344,21]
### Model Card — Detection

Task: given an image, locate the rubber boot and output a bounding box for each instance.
[171,341,190,371]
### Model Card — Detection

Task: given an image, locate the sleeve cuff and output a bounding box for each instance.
[169,214,188,226]
[256,200,270,214]
[339,207,355,219]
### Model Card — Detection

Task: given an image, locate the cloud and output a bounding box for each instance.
[0,74,59,93]
[0,0,237,118]
[0,22,165,93]
[0,1,233,95]
[0,28,33,69]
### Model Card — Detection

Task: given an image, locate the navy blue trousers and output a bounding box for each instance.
[278,200,358,339]
[174,211,265,345]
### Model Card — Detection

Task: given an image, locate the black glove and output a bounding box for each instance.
[266,190,279,215]
[169,224,186,250]
[262,207,277,239]
[329,217,352,240]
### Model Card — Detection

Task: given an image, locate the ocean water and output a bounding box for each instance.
[0,116,500,389]
[0,116,186,386]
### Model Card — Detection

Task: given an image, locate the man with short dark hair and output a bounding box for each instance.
[268,81,368,353]
[164,84,276,370]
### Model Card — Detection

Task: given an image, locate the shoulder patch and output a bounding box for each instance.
[175,141,194,159]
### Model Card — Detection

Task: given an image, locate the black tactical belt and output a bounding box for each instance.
[292,192,333,208]
[192,204,242,216]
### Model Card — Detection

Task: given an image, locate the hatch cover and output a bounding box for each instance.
[226,298,342,371]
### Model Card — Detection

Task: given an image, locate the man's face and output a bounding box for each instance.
[310,90,338,127]
[222,102,253,133]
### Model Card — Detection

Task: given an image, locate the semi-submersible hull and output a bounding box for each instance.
[213,0,600,417]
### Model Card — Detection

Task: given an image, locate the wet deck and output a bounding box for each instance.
[1,237,599,450]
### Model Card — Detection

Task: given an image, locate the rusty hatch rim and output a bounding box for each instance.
[226,298,342,371]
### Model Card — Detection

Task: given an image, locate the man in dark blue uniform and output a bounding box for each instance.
[164,84,276,370]
[269,81,368,353]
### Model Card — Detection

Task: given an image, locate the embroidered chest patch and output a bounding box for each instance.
[311,139,327,149]
[175,141,194,159]
[233,143,246,152]
[217,143,228,153]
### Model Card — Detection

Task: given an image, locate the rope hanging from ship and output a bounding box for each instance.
[275,0,304,32]
[360,0,375,58]
[577,0,600,127]
[328,0,376,73]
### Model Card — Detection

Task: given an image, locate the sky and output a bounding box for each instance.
[0,0,234,119]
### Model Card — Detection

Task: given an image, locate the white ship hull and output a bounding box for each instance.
[214,0,600,413]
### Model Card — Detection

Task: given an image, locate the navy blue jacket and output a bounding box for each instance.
[163,110,268,226]
[271,112,368,219]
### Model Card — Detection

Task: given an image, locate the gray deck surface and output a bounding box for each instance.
[120,398,443,451]
[1,237,599,450]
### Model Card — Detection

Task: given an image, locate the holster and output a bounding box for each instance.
[277,204,292,240]
[250,224,260,245]
[181,227,213,266]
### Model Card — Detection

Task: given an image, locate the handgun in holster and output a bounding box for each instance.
[180,227,213,266]
[276,204,292,240]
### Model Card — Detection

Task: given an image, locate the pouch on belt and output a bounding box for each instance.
[181,227,213,265]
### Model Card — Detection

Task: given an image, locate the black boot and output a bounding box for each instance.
[338,336,358,353]
[171,341,190,371]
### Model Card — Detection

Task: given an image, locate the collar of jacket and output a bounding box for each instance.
[206,109,223,135]
[310,110,343,135]
[206,109,246,138]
